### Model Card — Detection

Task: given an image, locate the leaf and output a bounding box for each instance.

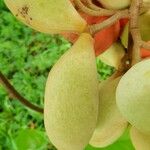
[96,59,115,81]
[14,129,48,150]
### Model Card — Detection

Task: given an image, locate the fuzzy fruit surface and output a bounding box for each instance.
[90,77,127,147]
[99,0,131,10]
[116,59,150,134]
[44,33,99,150]
[4,0,86,34]
[97,42,125,69]
[130,127,150,150]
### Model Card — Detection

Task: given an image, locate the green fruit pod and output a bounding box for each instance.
[116,59,150,135]
[4,0,86,34]
[98,0,131,10]
[130,127,150,150]
[90,77,128,147]
[44,33,99,150]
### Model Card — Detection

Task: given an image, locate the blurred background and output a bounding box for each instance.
[0,0,134,149]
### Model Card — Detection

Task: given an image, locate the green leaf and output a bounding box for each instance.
[96,58,115,81]
[14,129,48,150]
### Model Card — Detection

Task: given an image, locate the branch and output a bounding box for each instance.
[0,71,44,114]
[74,0,116,16]
[129,0,143,65]
[86,0,103,10]
[89,10,129,34]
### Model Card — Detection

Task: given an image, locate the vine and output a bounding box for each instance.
[0,71,43,113]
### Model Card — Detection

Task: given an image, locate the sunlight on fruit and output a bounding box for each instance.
[97,42,125,69]
[44,33,99,150]
[89,77,128,148]
[130,127,150,150]
[143,0,150,2]
[98,0,131,10]
[120,22,129,48]
[4,0,86,34]
[116,59,150,135]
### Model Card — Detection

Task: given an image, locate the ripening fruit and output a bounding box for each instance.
[90,77,128,148]
[94,17,120,56]
[116,59,150,134]
[139,11,150,42]
[130,127,150,150]
[141,41,150,58]
[61,13,120,56]
[97,42,125,69]
[44,33,99,150]
[4,0,86,34]
[98,0,131,10]
[143,0,150,2]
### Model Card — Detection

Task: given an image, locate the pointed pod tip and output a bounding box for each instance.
[89,77,128,148]
[4,0,87,34]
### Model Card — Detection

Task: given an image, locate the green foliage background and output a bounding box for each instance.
[0,1,134,150]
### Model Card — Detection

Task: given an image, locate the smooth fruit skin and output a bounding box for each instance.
[90,77,127,147]
[143,0,150,2]
[116,59,150,134]
[4,0,86,34]
[44,33,99,150]
[97,42,125,69]
[130,127,150,150]
[99,0,131,10]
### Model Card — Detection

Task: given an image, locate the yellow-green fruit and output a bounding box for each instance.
[139,11,150,41]
[99,0,131,10]
[120,11,150,43]
[130,127,150,150]
[143,0,150,2]
[90,77,128,148]
[116,59,150,134]
[44,33,99,150]
[97,42,125,69]
[4,0,86,34]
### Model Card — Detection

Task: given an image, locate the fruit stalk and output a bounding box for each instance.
[129,0,142,65]
[89,9,129,34]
